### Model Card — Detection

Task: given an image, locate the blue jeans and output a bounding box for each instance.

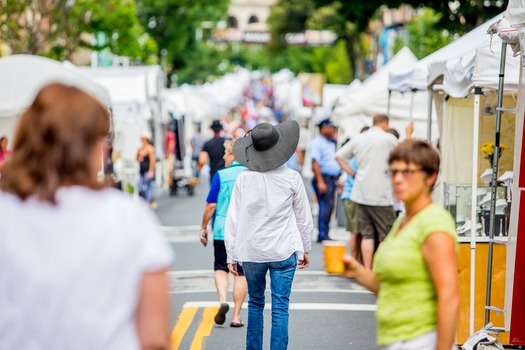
[138,174,153,202]
[312,175,337,241]
[242,254,297,350]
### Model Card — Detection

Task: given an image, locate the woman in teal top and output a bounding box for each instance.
[344,139,459,350]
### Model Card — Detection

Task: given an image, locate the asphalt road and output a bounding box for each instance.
[154,180,379,350]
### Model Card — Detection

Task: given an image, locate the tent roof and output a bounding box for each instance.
[79,65,163,104]
[0,55,111,118]
[322,80,361,111]
[333,47,436,141]
[388,13,504,92]
[333,47,418,119]
[505,0,525,27]
[443,36,520,97]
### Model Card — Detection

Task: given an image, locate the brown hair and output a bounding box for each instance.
[372,113,389,126]
[0,83,111,203]
[388,139,440,188]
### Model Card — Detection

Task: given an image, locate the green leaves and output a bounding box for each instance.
[1,0,157,63]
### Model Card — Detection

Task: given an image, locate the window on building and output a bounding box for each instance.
[248,15,259,24]
[227,16,238,28]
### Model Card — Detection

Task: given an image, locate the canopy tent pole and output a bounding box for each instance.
[387,90,392,117]
[427,90,433,142]
[485,42,507,325]
[470,86,482,335]
[409,89,415,121]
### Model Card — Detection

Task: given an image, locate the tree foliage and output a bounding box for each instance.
[267,0,315,51]
[136,0,229,83]
[419,0,505,34]
[0,0,156,62]
[392,8,451,59]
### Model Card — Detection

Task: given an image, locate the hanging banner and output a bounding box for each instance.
[298,73,326,107]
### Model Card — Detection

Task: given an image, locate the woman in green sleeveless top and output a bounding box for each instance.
[344,139,459,350]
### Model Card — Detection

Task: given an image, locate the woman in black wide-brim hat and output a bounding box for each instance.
[224,120,313,350]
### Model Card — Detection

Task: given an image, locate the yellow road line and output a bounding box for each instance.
[171,307,198,350]
[190,307,218,350]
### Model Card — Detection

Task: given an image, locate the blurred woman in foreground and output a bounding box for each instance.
[344,139,459,350]
[0,83,173,350]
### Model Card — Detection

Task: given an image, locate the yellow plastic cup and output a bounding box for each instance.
[323,241,347,274]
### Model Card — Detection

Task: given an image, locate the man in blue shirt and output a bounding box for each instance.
[309,119,342,242]
[200,139,247,327]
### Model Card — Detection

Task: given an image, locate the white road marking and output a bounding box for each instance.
[182,301,376,311]
[170,288,371,295]
[169,270,350,277]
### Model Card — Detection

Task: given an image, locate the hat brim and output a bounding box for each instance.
[233,120,299,172]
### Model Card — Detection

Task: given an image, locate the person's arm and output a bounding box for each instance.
[422,232,459,350]
[200,174,220,244]
[135,269,170,350]
[147,146,156,179]
[405,120,414,139]
[342,255,380,295]
[293,175,313,269]
[197,151,208,172]
[335,141,356,177]
[200,203,217,245]
[312,159,327,194]
[335,158,355,177]
[225,178,241,275]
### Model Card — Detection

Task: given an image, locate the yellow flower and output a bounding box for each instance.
[480,141,508,164]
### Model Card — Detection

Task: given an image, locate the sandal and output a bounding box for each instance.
[230,321,244,328]
[214,303,229,325]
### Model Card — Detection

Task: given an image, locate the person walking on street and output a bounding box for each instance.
[198,120,226,184]
[190,126,205,178]
[225,121,313,350]
[335,114,405,269]
[137,131,156,208]
[199,139,248,327]
[343,139,459,350]
[0,135,12,175]
[0,83,174,350]
[164,124,176,189]
[309,119,341,242]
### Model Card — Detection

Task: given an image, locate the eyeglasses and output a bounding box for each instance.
[385,168,424,178]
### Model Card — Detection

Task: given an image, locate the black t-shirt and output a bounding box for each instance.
[202,136,225,180]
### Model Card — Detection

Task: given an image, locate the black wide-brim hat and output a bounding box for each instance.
[233,120,299,172]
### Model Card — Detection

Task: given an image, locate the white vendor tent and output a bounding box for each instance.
[322,80,361,111]
[504,0,525,27]
[0,55,111,139]
[443,31,520,98]
[79,65,164,163]
[333,47,437,141]
[388,14,504,92]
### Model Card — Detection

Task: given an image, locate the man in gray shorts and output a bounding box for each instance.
[336,114,412,269]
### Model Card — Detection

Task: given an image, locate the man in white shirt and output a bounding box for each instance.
[335,114,401,270]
